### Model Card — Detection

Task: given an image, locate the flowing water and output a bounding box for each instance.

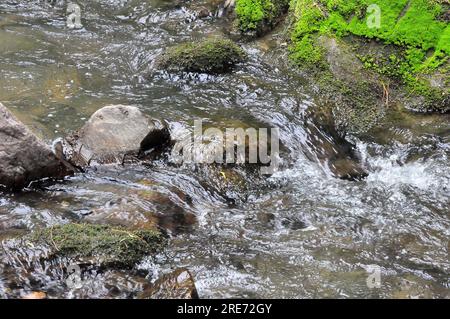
[0,0,449,299]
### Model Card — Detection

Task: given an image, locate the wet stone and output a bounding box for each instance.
[0,102,74,190]
[157,37,246,74]
[62,105,171,167]
[138,268,199,299]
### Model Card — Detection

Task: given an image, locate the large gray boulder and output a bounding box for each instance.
[0,103,74,190]
[62,105,171,167]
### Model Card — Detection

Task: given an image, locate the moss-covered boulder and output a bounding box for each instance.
[315,35,387,133]
[157,38,246,74]
[235,0,290,35]
[288,0,449,114]
[301,101,369,180]
[3,223,167,269]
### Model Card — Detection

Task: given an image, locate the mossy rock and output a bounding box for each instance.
[235,0,290,35]
[305,35,387,134]
[288,0,449,113]
[16,223,167,268]
[157,38,246,74]
[351,37,449,113]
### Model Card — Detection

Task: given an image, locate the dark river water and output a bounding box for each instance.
[0,0,449,298]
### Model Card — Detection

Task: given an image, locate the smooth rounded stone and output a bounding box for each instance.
[138,268,199,299]
[62,105,170,167]
[0,102,74,190]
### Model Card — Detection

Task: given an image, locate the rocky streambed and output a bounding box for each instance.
[0,0,449,299]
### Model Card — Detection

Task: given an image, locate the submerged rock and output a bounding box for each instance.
[2,223,167,269]
[168,120,278,201]
[84,197,160,232]
[0,224,168,298]
[157,38,246,74]
[303,107,368,181]
[0,103,74,190]
[138,268,199,299]
[329,157,368,181]
[84,184,197,236]
[62,105,171,167]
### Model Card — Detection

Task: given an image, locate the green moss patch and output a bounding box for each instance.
[235,0,290,33]
[289,0,449,110]
[29,223,167,268]
[158,38,246,74]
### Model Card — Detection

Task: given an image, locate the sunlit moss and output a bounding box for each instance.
[235,0,289,33]
[289,0,449,109]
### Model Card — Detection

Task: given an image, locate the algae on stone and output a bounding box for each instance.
[158,38,246,74]
[27,223,167,268]
[290,0,449,69]
[304,36,387,134]
[289,0,449,112]
[235,0,290,34]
